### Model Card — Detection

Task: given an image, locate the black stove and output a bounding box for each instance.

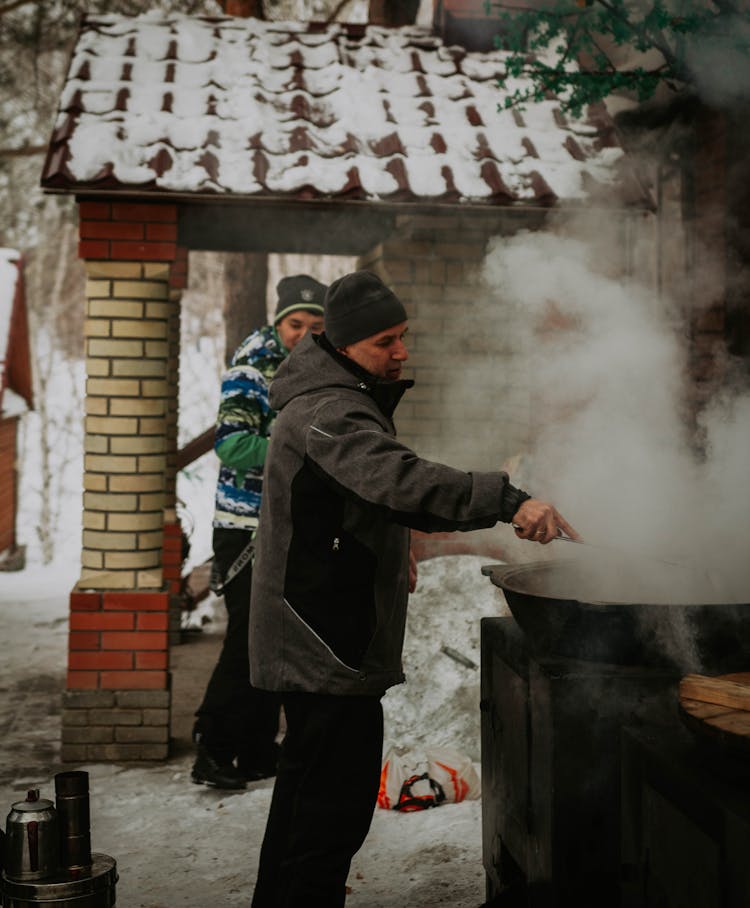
[479,558,750,907]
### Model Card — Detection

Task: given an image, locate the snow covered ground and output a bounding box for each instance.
[0,554,508,907]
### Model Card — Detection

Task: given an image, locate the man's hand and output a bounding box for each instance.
[512,499,579,545]
[408,547,418,593]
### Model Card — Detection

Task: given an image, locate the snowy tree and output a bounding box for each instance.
[19,197,84,563]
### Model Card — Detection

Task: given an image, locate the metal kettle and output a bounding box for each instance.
[3,789,59,881]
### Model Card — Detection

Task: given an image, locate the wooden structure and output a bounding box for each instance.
[0,249,33,572]
[679,672,750,756]
[621,723,750,908]
[618,99,750,411]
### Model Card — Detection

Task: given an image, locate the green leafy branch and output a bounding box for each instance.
[485,0,750,115]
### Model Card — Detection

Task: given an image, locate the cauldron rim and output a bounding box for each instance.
[481,560,750,669]
[481,559,748,609]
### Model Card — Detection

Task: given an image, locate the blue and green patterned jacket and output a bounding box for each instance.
[213,324,287,530]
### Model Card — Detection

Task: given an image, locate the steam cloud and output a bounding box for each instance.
[481,221,750,603]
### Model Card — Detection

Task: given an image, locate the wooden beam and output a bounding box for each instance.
[176,426,215,471]
[178,202,396,255]
[679,673,750,712]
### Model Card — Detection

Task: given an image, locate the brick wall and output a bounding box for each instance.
[67,589,169,689]
[78,202,183,591]
[357,209,540,561]
[358,210,534,473]
[61,690,170,762]
[79,201,178,263]
[63,588,170,760]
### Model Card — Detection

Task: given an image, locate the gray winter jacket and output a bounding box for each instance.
[249,332,529,697]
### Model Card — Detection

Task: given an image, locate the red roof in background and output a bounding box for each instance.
[41,14,642,207]
[0,250,33,417]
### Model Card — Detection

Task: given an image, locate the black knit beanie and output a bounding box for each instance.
[273,274,327,324]
[324,271,407,347]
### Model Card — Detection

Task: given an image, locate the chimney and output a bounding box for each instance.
[368,0,420,26]
[432,0,529,52]
[219,0,265,17]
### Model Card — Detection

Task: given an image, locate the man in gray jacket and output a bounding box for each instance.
[249,271,577,907]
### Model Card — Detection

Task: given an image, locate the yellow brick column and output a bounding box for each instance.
[81,261,172,591]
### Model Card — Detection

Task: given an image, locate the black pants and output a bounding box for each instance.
[194,527,281,770]
[251,692,384,908]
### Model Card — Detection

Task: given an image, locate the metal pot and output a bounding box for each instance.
[3,791,59,882]
[0,854,118,908]
[482,559,750,671]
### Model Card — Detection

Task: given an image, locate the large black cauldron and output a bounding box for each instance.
[482,559,750,672]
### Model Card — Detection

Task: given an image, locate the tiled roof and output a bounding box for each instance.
[42,13,634,207]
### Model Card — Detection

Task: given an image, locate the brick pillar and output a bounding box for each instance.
[64,201,181,762]
[63,590,170,761]
[80,258,172,590]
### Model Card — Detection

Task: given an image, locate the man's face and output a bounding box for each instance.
[276,310,325,351]
[338,321,409,380]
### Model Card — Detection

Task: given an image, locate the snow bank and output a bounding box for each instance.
[383,554,508,761]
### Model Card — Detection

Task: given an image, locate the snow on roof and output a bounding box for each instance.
[41,13,633,206]
[0,248,21,373]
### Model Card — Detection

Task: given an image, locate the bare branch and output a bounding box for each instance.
[491,2,556,11]
[712,0,742,14]
[324,0,354,25]
[588,31,619,74]
[558,14,583,67]
[591,0,678,66]
[0,143,47,158]
[0,0,36,16]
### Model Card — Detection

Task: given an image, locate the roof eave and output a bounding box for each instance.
[42,182,648,213]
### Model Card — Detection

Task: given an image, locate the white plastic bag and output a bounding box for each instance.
[377,745,480,811]
[426,745,481,804]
